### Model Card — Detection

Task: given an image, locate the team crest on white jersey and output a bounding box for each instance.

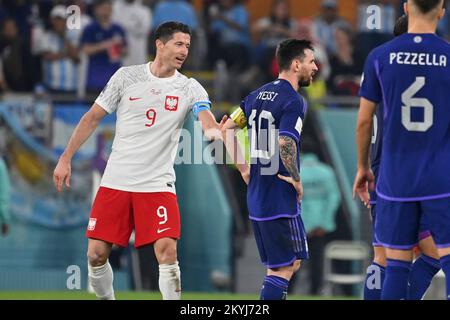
[88,218,97,231]
[165,96,179,111]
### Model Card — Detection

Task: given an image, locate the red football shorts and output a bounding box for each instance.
[86,187,181,247]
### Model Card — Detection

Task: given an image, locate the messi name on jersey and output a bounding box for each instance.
[389,52,447,67]
[256,91,279,101]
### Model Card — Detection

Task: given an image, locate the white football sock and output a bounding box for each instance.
[159,261,181,300]
[88,260,115,300]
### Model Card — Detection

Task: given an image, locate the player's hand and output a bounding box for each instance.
[53,156,72,193]
[240,166,250,185]
[218,115,228,131]
[352,168,374,208]
[277,175,303,201]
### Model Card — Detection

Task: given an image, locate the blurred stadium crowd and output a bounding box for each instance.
[0,0,448,101]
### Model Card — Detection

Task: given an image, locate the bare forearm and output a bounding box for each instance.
[82,42,108,56]
[279,136,300,182]
[223,128,248,171]
[61,114,100,160]
[43,52,66,61]
[356,119,372,170]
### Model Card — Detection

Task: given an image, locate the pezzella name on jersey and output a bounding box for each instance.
[390,52,447,67]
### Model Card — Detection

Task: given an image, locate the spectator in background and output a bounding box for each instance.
[40,5,80,93]
[208,0,251,72]
[296,152,341,295]
[152,0,198,32]
[248,0,297,83]
[80,0,127,94]
[0,18,35,92]
[0,155,10,237]
[294,18,330,105]
[327,26,364,96]
[313,0,351,56]
[113,0,152,66]
[1,0,34,42]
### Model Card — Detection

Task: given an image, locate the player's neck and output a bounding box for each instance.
[98,18,111,30]
[278,73,299,91]
[149,59,176,78]
[408,19,438,34]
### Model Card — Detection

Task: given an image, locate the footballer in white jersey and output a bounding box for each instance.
[53,21,226,300]
[96,61,210,193]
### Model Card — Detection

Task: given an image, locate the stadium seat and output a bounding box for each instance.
[323,240,370,296]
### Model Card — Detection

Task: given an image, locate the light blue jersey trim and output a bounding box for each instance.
[192,101,211,119]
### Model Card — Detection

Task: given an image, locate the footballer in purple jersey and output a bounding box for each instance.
[355,0,450,300]
[222,39,318,300]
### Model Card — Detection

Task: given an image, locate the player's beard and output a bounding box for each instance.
[298,77,311,88]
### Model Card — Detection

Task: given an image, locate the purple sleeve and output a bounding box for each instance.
[359,50,382,104]
[279,100,304,143]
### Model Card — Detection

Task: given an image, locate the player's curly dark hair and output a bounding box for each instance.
[155,21,191,44]
[276,39,314,72]
[412,0,444,14]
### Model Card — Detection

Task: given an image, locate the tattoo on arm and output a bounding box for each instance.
[279,135,300,182]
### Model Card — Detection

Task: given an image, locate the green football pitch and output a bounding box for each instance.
[0,291,357,300]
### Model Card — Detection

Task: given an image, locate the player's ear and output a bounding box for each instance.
[293,59,300,72]
[403,2,408,16]
[438,7,445,20]
[155,39,164,51]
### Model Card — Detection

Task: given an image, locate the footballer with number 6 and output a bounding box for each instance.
[354,0,450,300]
[53,21,226,300]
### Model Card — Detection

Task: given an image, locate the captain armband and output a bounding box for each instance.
[192,101,211,119]
[230,107,247,129]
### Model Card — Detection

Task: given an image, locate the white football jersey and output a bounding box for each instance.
[95,62,210,193]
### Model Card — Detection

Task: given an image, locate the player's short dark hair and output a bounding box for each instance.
[412,0,443,14]
[276,39,314,72]
[393,14,408,36]
[155,21,191,43]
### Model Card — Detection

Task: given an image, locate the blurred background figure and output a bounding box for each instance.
[294,18,329,104]
[40,5,80,94]
[249,0,297,84]
[207,0,251,102]
[112,0,152,66]
[326,25,364,97]
[0,17,35,92]
[313,0,352,56]
[290,150,341,295]
[207,0,250,72]
[0,153,10,237]
[152,0,198,32]
[80,0,127,94]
